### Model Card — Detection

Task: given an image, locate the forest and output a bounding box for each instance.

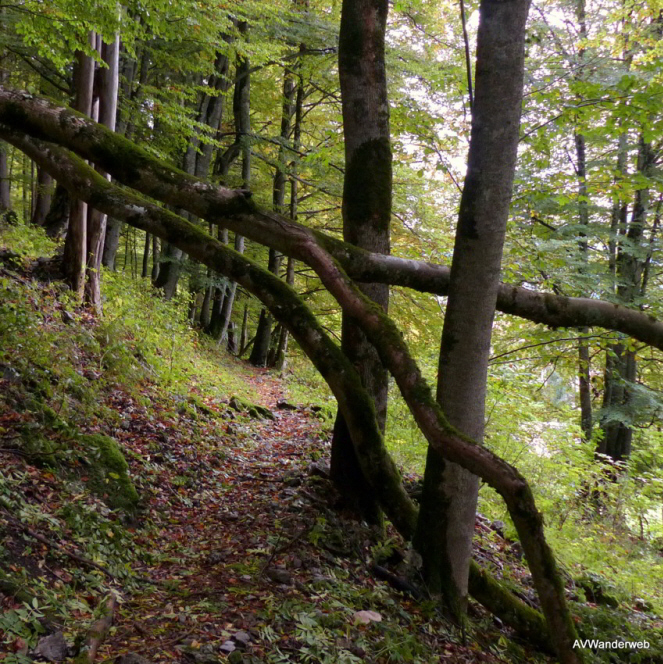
[0,0,662,662]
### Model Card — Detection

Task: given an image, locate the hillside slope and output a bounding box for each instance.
[1,232,661,664]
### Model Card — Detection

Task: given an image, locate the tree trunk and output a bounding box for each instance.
[208,228,228,338]
[331,0,392,525]
[414,0,531,622]
[85,32,120,312]
[573,0,593,442]
[154,242,184,299]
[102,219,122,269]
[0,67,10,213]
[0,141,9,212]
[31,167,52,225]
[142,232,151,278]
[63,41,95,298]
[273,256,295,370]
[250,70,296,366]
[239,303,249,354]
[218,233,244,342]
[599,138,654,462]
[151,234,160,282]
[270,69,305,371]
[42,183,70,238]
[217,31,250,343]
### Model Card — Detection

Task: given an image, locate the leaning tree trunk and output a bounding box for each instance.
[414,0,531,623]
[330,0,392,526]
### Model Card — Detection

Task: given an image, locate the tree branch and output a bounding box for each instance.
[0,87,661,358]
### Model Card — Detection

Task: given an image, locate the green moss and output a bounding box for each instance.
[78,433,140,512]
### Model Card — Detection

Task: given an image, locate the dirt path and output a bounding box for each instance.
[103,378,333,663]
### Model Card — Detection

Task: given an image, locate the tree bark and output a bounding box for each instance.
[249,249,280,366]
[31,167,52,225]
[217,30,250,342]
[414,0,531,623]
[63,42,95,298]
[154,242,184,299]
[331,0,392,525]
[0,68,10,213]
[142,232,150,278]
[151,234,160,281]
[273,256,295,370]
[42,183,70,238]
[85,32,120,312]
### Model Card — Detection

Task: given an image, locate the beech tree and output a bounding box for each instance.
[4,1,663,662]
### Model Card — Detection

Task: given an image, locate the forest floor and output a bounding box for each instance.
[1,233,661,664]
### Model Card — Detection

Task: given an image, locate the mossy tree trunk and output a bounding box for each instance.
[6,88,663,353]
[331,0,392,526]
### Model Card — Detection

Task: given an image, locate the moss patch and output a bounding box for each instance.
[78,433,140,512]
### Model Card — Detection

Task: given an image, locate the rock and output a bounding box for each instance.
[352,610,382,624]
[219,640,236,654]
[491,520,506,536]
[308,462,330,479]
[227,653,245,664]
[635,597,653,612]
[34,631,68,662]
[232,631,251,647]
[276,400,298,410]
[311,574,333,586]
[207,551,226,565]
[61,310,75,325]
[116,654,153,664]
[266,568,292,585]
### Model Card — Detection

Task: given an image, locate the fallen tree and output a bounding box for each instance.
[0,88,660,353]
[0,125,582,663]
